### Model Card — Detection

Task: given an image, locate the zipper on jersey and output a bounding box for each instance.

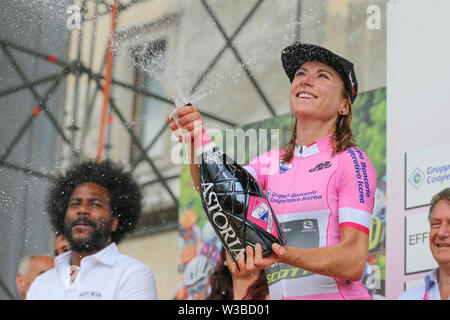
[296,142,303,156]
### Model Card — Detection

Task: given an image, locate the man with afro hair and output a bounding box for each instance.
[27,160,158,300]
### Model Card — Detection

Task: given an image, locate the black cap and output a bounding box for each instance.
[281,43,358,103]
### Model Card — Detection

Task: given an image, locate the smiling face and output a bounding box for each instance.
[63,182,118,253]
[429,200,450,267]
[290,61,349,124]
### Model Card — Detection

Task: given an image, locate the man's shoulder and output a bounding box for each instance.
[398,283,426,300]
[113,251,158,298]
[34,266,58,283]
[26,267,59,299]
[115,252,154,275]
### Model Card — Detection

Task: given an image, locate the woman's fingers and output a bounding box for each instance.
[169,121,178,131]
[254,243,263,263]
[228,244,282,277]
[168,105,203,142]
[177,111,202,128]
[176,104,197,118]
[271,243,287,263]
[229,252,246,276]
[229,259,239,275]
[254,243,279,269]
[245,245,255,272]
[236,251,247,272]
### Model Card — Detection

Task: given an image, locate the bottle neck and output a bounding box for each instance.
[194,128,213,151]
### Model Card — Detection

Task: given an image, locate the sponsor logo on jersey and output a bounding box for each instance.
[266,264,312,285]
[347,148,372,203]
[303,220,314,230]
[78,291,103,298]
[279,161,293,174]
[308,161,332,172]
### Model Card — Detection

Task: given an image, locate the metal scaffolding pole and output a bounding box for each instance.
[69,0,88,160]
[190,0,266,94]
[0,71,67,164]
[200,0,276,117]
[97,0,119,162]
[0,72,63,99]
[296,0,302,42]
[0,43,78,159]
[0,161,57,181]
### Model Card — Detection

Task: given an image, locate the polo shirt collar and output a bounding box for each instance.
[55,242,120,289]
[425,268,439,292]
[88,242,120,266]
[55,242,120,269]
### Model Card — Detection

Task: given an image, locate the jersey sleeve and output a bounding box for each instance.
[244,150,280,193]
[336,147,377,235]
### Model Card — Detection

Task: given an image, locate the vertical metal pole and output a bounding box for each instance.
[296,0,302,42]
[97,0,119,163]
[70,0,87,162]
[79,42,107,153]
[80,0,98,150]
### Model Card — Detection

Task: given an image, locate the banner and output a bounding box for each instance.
[176,87,386,299]
[405,143,450,209]
[404,212,438,274]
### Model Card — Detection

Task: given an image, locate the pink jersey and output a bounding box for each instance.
[244,134,376,300]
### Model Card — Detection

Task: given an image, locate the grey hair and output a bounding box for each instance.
[17,254,49,275]
[429,187,450,223]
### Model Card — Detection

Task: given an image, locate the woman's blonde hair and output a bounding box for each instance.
[281,92,356,163]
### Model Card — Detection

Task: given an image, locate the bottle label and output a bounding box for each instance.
[247,196,278,239]
[195,129,222,162]
[200,181,246,260]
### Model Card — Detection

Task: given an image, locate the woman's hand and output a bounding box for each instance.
[168,105,203,143]
[226,250,254,278]
[242,243,304,272]
[240,244,280,273]
[168,105,203,191]
[226,244,277,277]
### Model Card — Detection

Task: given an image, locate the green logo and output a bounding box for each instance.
[408,168,425,190]
[413,172,422,184]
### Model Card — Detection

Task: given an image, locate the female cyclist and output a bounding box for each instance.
[169,43,376,300]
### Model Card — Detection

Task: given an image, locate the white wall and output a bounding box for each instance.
[386,0,450,299]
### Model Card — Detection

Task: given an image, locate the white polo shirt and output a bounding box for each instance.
[27,242,158,300]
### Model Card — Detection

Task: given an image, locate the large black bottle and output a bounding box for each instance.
[194,128,286,263]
